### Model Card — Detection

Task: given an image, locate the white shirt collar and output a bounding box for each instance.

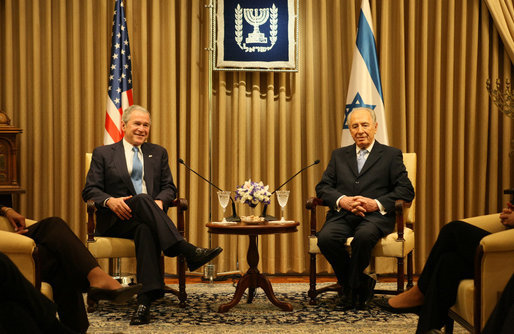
[355,140,375,155]
[122,138,141,153]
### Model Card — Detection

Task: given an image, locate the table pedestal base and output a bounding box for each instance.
[217,235,293,313]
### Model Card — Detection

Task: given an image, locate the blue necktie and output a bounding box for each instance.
[131,147,143,194]
[357,149,368,173]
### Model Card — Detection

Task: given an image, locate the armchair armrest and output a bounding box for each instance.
[306,198,413,240]
[395,200,412,241]
[306,197,326,236]
[475,228,514,329]
[171,198,188,237]
[0,230,39,288]
[461,213,503,234]
[480,228,514,253]
[86,200,96,243]
[86,198,189,241]
[0,230,36,254]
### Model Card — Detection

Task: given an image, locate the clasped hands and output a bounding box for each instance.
[106,196,163,220]
[500,202,514,229]
[339,195,378,217]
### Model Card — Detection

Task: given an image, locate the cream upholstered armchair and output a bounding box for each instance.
[446,213,514,333]
[85,153,188,309]
[306,152,416,304]
[0,216,53,299]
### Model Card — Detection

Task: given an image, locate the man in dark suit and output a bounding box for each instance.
[82,105,222,325]
[316,107,415,309]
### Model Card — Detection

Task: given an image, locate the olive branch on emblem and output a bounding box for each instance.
[235,4,243,44]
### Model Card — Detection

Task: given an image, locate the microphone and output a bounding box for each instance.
[178,159,240,222]
[260,159,321,221]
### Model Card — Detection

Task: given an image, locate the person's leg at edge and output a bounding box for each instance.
[388,221,490,309]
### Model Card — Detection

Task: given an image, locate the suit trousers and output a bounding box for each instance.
[101,194,184,295]
[317,213,384,289]
[0,251,77,334]
[416,221,490,333]
[25,217,98,333]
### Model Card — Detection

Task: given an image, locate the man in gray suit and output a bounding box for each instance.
[82,105,222,325]
[316,107,414,309]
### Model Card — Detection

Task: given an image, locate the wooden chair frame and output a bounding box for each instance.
[86,198,188,307]
[306,197,414,304]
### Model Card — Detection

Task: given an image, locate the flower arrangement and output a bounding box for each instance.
[235,179,271,208]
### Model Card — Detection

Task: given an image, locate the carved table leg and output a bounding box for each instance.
[218,274,251,313]
[217,234,293,312]
[256,274,293,311]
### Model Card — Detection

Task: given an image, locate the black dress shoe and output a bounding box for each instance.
[356,276,376,309]
[375,298,421,314]
[130,304,151,326]
[187,246,223,271]
[336,291,356,311]
[87,284,142,304]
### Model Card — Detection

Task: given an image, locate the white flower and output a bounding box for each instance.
[235,179,271,208]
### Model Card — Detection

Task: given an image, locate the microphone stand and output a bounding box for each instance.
[260,160,321,221]
[178,158,242,282]
[178,159,240,222]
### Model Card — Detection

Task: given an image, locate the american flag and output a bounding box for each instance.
[104,0,133,144]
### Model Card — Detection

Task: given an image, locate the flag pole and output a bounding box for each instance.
[201,0,242,283]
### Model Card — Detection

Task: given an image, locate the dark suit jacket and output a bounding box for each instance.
[315,141,415,235]
[82,141,177,235]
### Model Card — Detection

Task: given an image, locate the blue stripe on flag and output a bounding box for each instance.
[356,10,383,100]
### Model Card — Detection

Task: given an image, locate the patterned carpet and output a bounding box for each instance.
[86,282,465,333]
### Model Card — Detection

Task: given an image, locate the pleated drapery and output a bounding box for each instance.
[484,0,514,63]
[1,0,512,275]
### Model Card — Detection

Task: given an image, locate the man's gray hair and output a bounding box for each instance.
[122,105,151,124]
[347,107,376,125]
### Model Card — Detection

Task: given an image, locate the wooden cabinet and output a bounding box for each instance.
[0,111,24,206]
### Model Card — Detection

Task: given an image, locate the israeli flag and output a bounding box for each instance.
[341,0,388,147]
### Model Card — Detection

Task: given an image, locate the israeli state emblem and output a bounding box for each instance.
[235,3,278,52]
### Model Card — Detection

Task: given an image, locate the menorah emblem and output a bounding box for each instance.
[243,8,270,44]
[234,4,278,53]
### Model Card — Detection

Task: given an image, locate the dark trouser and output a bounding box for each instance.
[317,214,384,289]
[483,273,514,334]
[416,221,490,333]
[25,217,99,333]
[102,194,184,296]
[0,251,76,334]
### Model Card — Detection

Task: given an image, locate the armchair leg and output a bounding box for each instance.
[177,254,187,308]
[397,257,405,293]
[407,251,414,289]
[161,255,188,307]
[308,253,318,305]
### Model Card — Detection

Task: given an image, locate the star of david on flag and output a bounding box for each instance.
[341,0,388,147]
[104,0,133,145]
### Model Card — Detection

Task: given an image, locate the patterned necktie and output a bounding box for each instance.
[357,149,368,173]
[131,147,143,194]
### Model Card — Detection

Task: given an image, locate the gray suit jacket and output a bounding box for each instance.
[82,141,177,234]
[315,141,415,234]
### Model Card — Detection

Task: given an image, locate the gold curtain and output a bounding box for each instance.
[0,0,512,276]
[484,0,514,63]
